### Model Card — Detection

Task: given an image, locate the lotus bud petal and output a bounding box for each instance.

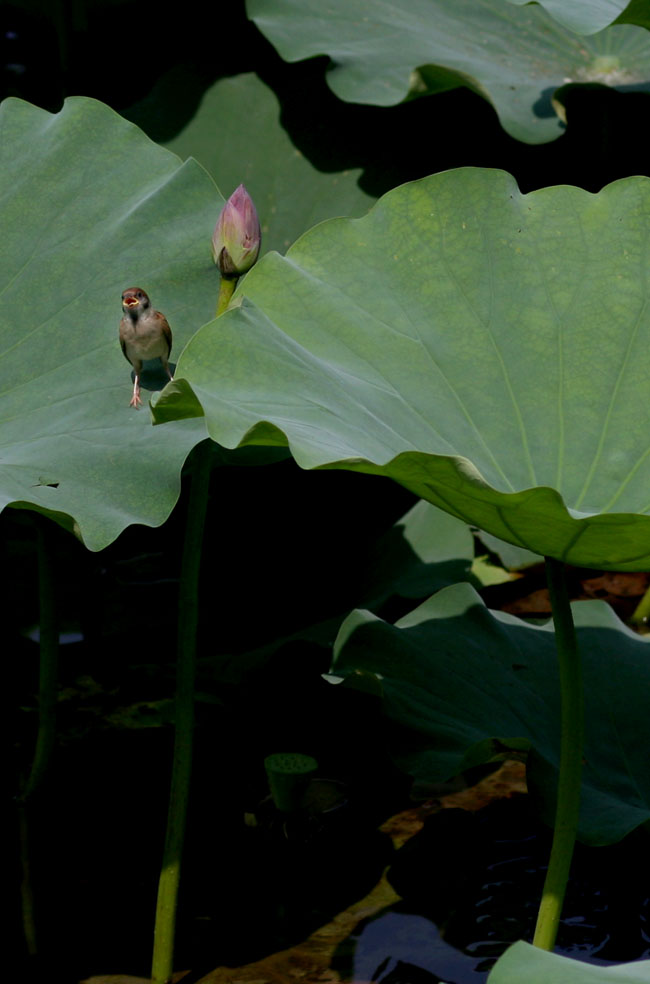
[211,184,261,278]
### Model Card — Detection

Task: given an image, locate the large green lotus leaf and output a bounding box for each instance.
[245,0,650,144]
[153,168,650,571]
[0,96,223,550]
[488,941,650,983]
[505,0,628,34]
[163,73,374,256]
[329,582,650,844]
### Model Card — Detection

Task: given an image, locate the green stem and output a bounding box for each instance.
[630,582,650,626]
[152,269,236,981]
[22,520,59,801]
[151,441,212,984]
[533,556,584,951]
[215,276,237,319]
[18,518,60,956]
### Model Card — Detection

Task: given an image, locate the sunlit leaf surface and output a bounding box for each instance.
[154,168,650,570]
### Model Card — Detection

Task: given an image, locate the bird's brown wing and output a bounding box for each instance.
[119,317,133,365]
[154,311,172,357]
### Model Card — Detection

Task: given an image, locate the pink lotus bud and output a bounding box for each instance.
[211,184,261,277]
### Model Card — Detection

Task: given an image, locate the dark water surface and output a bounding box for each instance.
[336,797,649,983]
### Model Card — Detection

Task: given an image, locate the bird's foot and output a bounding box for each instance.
[130,391,143,409]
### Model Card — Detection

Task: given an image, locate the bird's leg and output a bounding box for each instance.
[130,372,142,408]
[162,358,174,382]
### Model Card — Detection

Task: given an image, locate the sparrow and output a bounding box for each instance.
[119,287,173,408]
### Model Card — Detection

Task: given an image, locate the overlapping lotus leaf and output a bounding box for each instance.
[163,73,374,256]
[330,583,650,844]
[360,500,476,607]
[505,0,628,35]
[246,0,650,143]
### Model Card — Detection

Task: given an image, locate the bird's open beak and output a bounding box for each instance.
[123,297,139,308]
